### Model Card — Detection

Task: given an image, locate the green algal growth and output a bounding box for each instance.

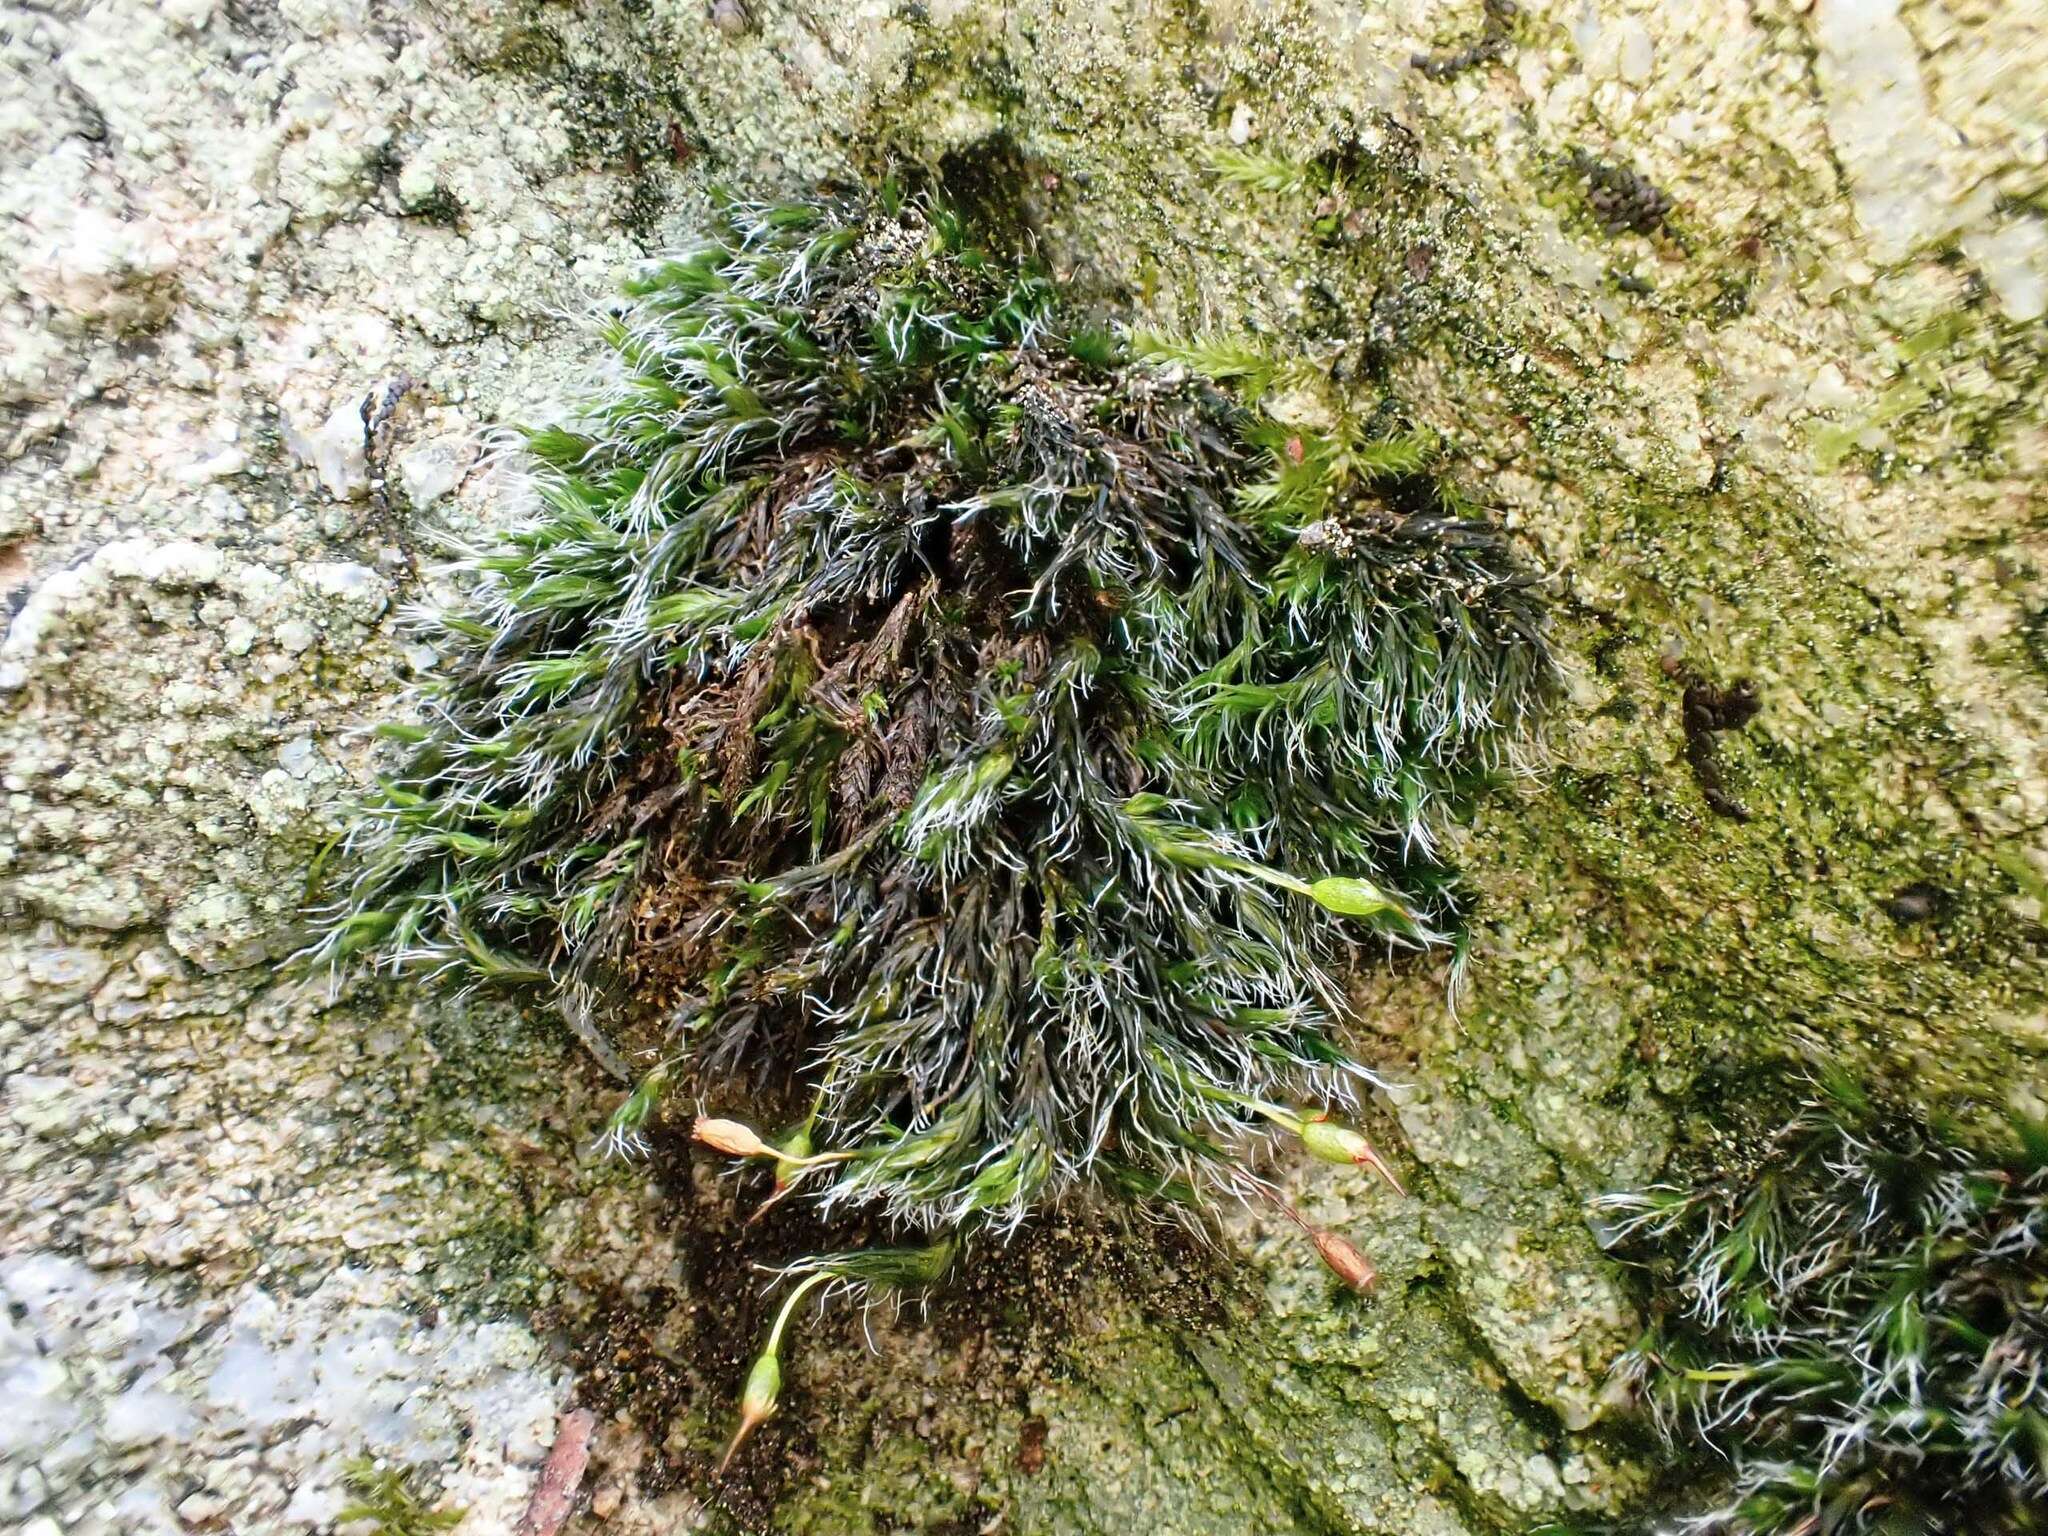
[311,190,1553,1465]
[1593,1073,2048,1535]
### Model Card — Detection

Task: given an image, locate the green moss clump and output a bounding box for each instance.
[1595,1073,2048,1534]
[312,188,1550,1244]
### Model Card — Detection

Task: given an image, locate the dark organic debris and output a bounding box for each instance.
[1677,670,1759,821]
[1412,0,1519,82]
[1572,148,1675,238]
[1016,1416,1049,1475]
[1884,880,1945,924]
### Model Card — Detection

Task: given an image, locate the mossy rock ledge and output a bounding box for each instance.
[0,3,2042,1535]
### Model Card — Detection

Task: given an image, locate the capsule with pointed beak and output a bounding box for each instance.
[717,1350,782,1476]
[1298,1115,1408,1196]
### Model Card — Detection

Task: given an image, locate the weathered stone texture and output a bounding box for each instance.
[2,1,2042,1532]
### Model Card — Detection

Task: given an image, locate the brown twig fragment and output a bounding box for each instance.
[515,1408,597,1536]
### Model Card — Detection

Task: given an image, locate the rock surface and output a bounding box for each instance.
[2,1,2043,1533]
